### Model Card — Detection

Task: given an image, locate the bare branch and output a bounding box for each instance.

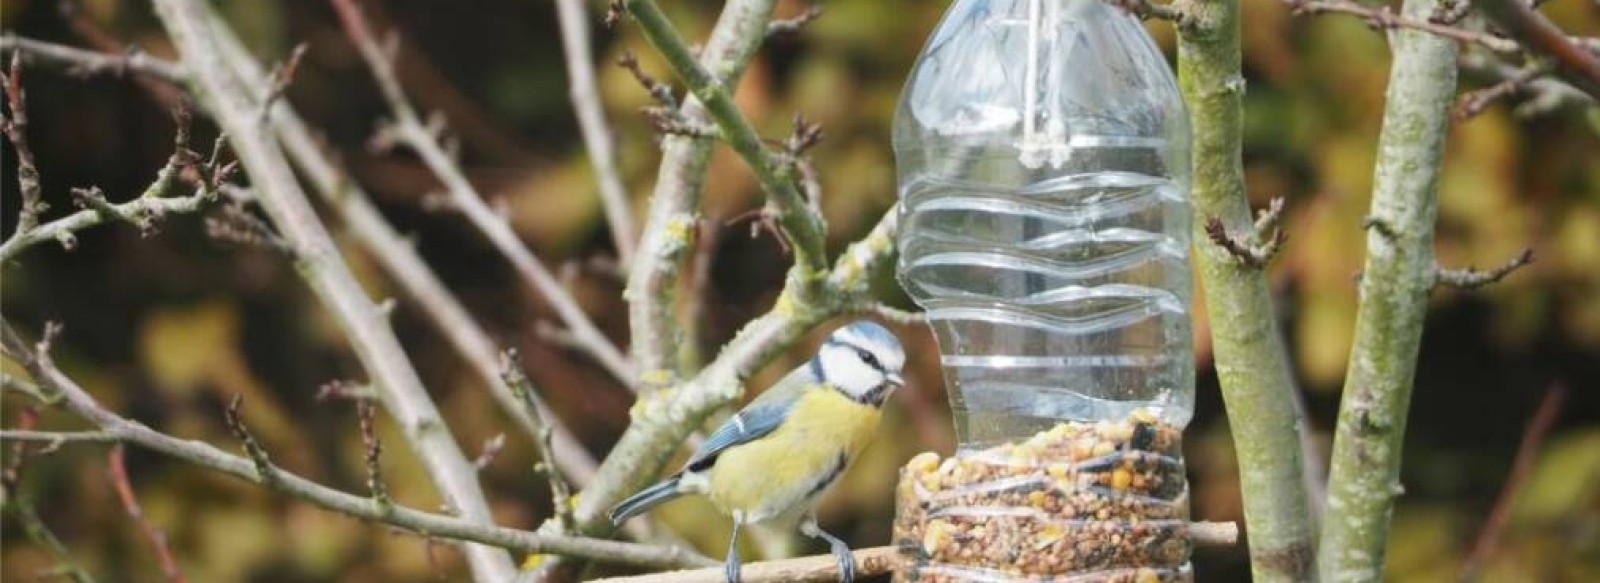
[500,349,574,531]
[1432,247,1534,289]
[766,5,822,38]
[1,103,219,264]
[1286,0,1520,53]
[1458,383,1567,581]
[223,395,277,485]
[0,33,186,83]
[328,0,634,389]
[555,0,637,264]
[354,399,392,511]
[620,0,830,281]
[199,3,602,493]
[1460,51,1596,119]
[2,53,47,236]
[256,42,308,125]
[1454,59,1547,119]
[0,319,715,571]
[1472,0,1600,96]
[626,0,780,393]
[108,445,189,583]
[618,51,679,111]
[9,497,98,583]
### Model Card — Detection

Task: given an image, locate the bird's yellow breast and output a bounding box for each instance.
[707,389,882,522]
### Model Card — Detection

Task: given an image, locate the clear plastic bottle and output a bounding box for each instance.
[894,0,1193,446]
[892,1,1194,581]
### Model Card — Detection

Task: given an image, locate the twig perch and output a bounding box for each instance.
[591,523,1239,583]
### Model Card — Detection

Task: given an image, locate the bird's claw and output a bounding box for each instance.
[830,540,856,583]
[725,555,741,583]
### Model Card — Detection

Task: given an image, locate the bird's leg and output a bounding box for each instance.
[800,515,856,583]
[725,518,744,583]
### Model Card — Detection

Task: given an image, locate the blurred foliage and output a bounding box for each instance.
[1,0,1598,581]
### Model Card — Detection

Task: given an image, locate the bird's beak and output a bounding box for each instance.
[887,372,905,388]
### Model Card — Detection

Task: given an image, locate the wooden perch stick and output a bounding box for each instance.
[592,523,1239,583]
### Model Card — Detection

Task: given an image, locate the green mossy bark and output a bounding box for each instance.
[1176,2,1317,581]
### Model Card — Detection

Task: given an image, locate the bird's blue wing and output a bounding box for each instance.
[682,366,815,473]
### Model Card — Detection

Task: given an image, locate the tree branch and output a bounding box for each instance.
[625,0,780,391]
[189,12,604,489]
[1457,383,1566,582]
[0,33,185,83]
[328,0,634,389]
[554,0,636,265]
[1471,0,1600,97]
[620,0,829,283]
[1319,0,1461,578]
[1286,0,1520,53]
[1178,2,1317,581]
[0,95,219,264]
[2,53,48,239]
[108,445,188,583]
[1432,247,1534,289]
[147,1,516,578]
[0,320,715,572]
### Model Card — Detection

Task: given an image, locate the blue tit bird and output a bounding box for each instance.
[609,320,907,583]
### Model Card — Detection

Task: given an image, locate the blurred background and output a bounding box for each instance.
[1,0,1597,581]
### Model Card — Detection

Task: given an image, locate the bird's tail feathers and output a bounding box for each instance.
[608,477,682,525]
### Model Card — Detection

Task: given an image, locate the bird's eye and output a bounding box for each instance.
[856,348,881,370]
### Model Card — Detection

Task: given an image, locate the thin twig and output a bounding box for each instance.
[0,33,186,83]
[1432,247,1535,289]
[766,5,822,37]
[192,7,602,490]
[620,0,830,281]
[328,0,635,389]
[256,42,308,125]
[0,319,716,571]
[0,95,218,262]
[2,53,47,237]
[624,0,780,394]
[108,445,188,583]
[592,524,1239,583]
[1454,60,1548,119]
[1472,0,1600,96]
[1459,51,1596,119]
[355,399,392,510]
[1287,0,1520,54]
[223,395,276,485]
[555,0,637,265]
[9,497,99,583]
[1457,383,1567,582]
[150,0,518,577]
[501,349,574,531]
[1111,0,1195,28]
